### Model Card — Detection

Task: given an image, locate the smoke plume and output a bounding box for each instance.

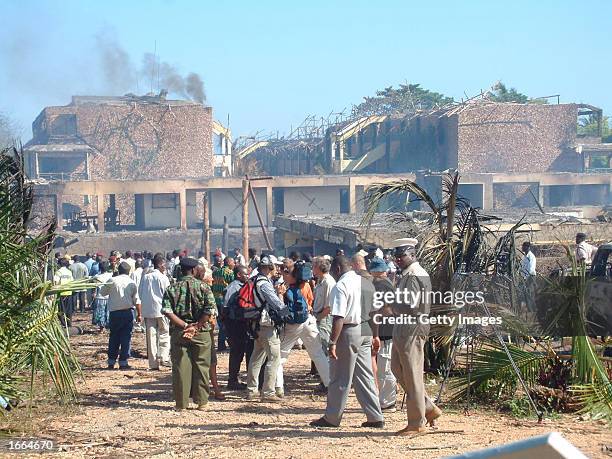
[96,32,206,103]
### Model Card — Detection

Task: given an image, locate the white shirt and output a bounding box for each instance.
[223,279,244,308]
[125,257,136,274]
[138,269,170,318]
[130,267,143,301]
[94,272,113,300]
[330,270,363,325]
[521,251,536,276]
[313,273,336,315]
[576,241,597,264]
[235,253,246,266]
[99,274,138,312]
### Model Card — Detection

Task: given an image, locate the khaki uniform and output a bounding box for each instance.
[162,275,216,409]
[391,262,439,427]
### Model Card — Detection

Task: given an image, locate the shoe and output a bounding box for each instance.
[148,366,160,371]
[275,388,284,398]
[107,364,115,370]
[361,420,385,428]
[212,392,226,401]
[381,403,397,413]
[395,425,427,436]
[425,406,442,427]
[227,381,247,390]
[313,383,328,395]
[174,407,186,412]
[159,361,172,368]
[261,394,283,403]
[119,365,132,371]
[195,403,208,411]
[310,417,337,428]
[246,391,260,400]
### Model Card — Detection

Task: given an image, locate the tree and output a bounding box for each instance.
[487,81,547,104]
[352,83,454,117]
[0,112,21,150]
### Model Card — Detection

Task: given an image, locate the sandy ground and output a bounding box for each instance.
[8,313,611,458]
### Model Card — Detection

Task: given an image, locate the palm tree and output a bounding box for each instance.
[0,147,81,403]
[362,172,612,419]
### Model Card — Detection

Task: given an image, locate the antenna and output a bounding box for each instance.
[150,40,156,94]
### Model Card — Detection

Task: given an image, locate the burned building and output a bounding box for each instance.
[26,93,232,229]
[240,101,612,211]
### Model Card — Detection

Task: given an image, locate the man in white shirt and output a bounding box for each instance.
[139,254,171,370]
[100,262,141,370]
[124,250,136,274]
[310,255,384,428]
[521,241,537,276]
[233,247,246,267]
[576,232,597,266]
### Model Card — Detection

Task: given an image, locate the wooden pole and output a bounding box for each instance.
[201,192,210,259]
[222,216,229,256]
[242,179,249,262]
[248,182,273,251]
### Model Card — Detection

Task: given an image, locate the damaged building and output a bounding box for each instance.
[238,101,612,212]
[26,92,232,230]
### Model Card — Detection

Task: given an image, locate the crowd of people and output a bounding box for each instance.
[50,231,602,436]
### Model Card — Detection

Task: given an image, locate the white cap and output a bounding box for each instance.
[375,248,384,258]
[268,255,279,265]
[323,254,332,261]
[391,237,419,249]
[275,256,285,264]
[357,249,368,257]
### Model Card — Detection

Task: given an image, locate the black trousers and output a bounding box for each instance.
[225,319,254,383]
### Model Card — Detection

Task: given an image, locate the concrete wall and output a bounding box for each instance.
[54,229,271,258]
[209,188,268,227]
[283,186,342,215]
[457,103,580,173]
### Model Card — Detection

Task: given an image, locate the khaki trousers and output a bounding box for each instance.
[170,328,211,409]
[145,316,170,369]
[246,325,280,397]
[391,334,438,427]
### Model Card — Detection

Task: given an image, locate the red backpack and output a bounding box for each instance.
[236,278,263,321]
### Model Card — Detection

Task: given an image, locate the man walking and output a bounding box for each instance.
[312,256,336,355]
[222,265,253,390]
[391,238,441,436]
[139,254,171,370]
[69,255,89,312]
[310,255,384,428]
[100,262,141,370]
[162,257,216,411]
[369,257,398,412]
[53,257,74,326]
[212,257,235,351]
[246,256,288,402]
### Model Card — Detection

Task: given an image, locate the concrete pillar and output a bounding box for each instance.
[537,184,545,208]
[266,185,273,226]
[179,189,187,230]
[348,178,356,214]
[242,180,249,262]
[55,193,63,229]
[97,193,105,233]
[482,179,494,211]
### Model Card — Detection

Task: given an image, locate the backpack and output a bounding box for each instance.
[234,279,264,322]
[224,287,241,321]
[285,285,309,324]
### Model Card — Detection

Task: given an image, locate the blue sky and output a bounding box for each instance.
[1,0,610,142]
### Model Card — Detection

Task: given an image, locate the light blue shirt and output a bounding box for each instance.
[521,251,536,276]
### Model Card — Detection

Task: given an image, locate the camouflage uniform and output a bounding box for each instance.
[162,275,216,409]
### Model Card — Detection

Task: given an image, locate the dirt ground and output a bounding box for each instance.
[7,313,611,458]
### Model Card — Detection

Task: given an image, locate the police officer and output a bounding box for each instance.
[391,238,442,436]
[162,257,216,411]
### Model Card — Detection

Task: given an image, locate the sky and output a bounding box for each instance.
[1,0,611,143]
